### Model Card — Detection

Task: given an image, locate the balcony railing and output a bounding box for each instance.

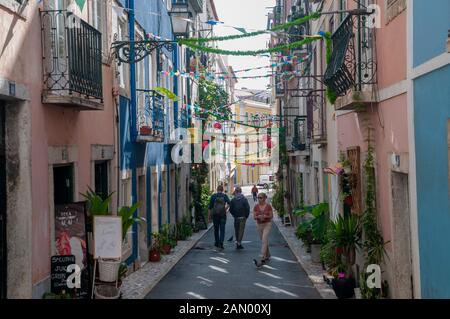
[309,93,327,145]
[275,75,285,97]
[273,5,284,25]
[40,10,103,110]
[292,116,308,152]
[136,90,165,143]
[323,14,377,110]
[180,108,188,129]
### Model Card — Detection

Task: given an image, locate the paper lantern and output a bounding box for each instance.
[234,138,241,148]
[202,141,209,151]
[213,122,222,129]
[262,135,271,142]
[266,140,274,149]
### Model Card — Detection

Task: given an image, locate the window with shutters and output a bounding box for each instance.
[386,0,406,24]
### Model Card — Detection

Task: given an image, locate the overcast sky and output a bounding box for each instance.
[213,0,276,91]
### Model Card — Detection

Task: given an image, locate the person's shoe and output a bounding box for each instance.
[253,259,263,268]
[220,243,224,250]
[237,244,244,250]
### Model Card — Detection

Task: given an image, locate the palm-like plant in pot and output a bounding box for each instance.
[329,213,362,299]
[309,203,330,263]
[119,202,143,243]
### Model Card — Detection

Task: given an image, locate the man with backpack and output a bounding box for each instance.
[208,185,230,250]
[229,186,250,249]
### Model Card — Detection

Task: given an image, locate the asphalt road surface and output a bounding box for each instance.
[146,187,321,299]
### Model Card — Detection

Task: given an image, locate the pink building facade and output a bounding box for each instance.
[0,0,118,298]
[334,0,414,298]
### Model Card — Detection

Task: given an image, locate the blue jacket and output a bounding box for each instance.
[208,192,231,210]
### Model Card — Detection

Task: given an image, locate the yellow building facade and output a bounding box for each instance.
[232,90,275,187]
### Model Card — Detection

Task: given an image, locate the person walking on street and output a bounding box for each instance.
[253,192,273,267]
[208,185,230,250]
[251,184,259,203]
[229,186,250,250]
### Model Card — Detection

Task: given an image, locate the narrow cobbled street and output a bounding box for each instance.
[146,187,320,299]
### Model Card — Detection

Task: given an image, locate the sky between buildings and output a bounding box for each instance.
[213,0,276,91]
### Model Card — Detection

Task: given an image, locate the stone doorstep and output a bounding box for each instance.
[121,224,213,299]
[272,216,336,299]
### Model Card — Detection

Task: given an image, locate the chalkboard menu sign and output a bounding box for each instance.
[54,202,90,299]
[51,255,76,294]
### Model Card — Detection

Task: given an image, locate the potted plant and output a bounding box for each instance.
[328,214,362,298]
[149,232,162,262]
[119,202,143,242]
[117,262,128,287]
[140,126,152,136]
[310,203,329,263]
[295,219,313,253]
[160,224,172,255]
[331,271,356,299]
[339,152,352,174]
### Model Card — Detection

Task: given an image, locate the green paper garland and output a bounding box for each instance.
[178,12,321,44]
[181,36,322,57]
[154,87,179,101]
[323,32,338,105]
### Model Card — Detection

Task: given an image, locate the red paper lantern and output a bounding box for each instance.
[213,122,222,129]
[266,140,274,149]
[234,138,241,148]
[202,141,209,151]
[262,135,272,142]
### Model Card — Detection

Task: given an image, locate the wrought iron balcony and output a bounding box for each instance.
[136,90,165,143]
[172,0,203,13]
[180,108,188,129]
[308,93,327,145]
[323,14,377,111]
[292,116,308,152]
[40,10,103,110]
[273,5,284,25]
[275,75,285,97]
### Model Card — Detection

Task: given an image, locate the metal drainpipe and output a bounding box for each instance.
[357,0,362,91]
[127,0,138,265]
[173,42,179,223]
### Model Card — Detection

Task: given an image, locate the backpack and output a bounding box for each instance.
[231,196,250,218]
[212,194,227,217]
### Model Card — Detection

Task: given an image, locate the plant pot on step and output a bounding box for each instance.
[149,249,161,262]
[94,285,120,299]
[162,244,171,255]
[140,126,152,136]
[332,277,356,299]
[310,244,321,263]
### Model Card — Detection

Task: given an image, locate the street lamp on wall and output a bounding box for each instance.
[169,10,193,38]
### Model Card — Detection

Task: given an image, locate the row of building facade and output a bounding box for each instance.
[0,0,233,298]
[271,0,449,298]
